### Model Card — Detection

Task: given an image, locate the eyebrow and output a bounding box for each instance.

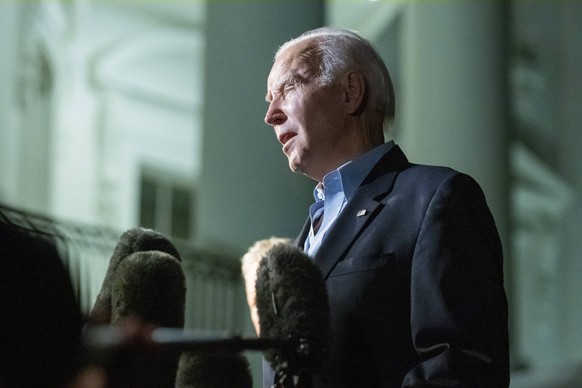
[265,71,307,103]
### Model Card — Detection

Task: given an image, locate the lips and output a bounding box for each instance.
[278,132,297,156]
[278,132,297,146]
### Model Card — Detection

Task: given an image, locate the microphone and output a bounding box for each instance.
[176,349,253,388]
[86,227,255,387]
[89,227,182,324]
[106,250,186,388]
[241,237,292,336]
[255,243,330,387]
[86,227,186,387]
[109,250,186,329]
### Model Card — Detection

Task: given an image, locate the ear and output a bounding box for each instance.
[341,71,366,115]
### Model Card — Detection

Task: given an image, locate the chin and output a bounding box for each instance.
[287,157,300,173]
[290,163,307,175]
[287,155,310,178]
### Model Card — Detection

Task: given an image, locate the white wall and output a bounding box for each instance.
[0,2,204,231]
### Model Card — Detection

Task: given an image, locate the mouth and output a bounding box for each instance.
[278,132,297,146]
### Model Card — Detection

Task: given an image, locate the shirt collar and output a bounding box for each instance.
[313,141,394,202]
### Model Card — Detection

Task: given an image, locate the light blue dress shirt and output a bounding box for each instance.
[304,141,394,256]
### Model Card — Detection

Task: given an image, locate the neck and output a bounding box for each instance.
[309,143,380,183]
[306,119,384,182]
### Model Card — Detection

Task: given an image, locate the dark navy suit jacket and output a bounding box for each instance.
[264,144,509,387]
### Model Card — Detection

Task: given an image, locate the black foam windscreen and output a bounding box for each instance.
[175,350,253,388]
[89,227,182,324]
[255,243,330,384]
[88,228,186,388]
[110,227,182,264]
[110,250,186,328]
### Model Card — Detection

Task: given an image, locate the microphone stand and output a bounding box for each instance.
[83,326,320,387]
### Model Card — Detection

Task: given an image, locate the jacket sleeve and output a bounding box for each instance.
[402,173,509,387]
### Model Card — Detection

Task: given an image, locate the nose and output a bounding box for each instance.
[264,100,286,127]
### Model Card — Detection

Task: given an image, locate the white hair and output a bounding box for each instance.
[275,27,395,137]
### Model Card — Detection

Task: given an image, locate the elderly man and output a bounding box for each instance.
[262,27,509,387]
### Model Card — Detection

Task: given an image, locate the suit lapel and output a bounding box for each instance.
[294,218,310,248]
[312,145,409,279]
[313,194,383,278]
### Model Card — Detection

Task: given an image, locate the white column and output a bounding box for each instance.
[399,0,515,364]
[197,3,323,253]
[400,1,509,241]
[557,1,582,363]
[197,3,323,383]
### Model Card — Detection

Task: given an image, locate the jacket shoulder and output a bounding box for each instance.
[400,163,462,186]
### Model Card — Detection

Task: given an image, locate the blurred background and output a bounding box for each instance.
[0,1,580,386]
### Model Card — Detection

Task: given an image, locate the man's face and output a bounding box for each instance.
[264,41,346,181]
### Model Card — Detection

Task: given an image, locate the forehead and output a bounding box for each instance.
[268,39,317,85]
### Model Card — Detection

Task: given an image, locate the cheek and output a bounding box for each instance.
[303,119,336,148]
[292,95,338,146]
[304,97,340,130]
